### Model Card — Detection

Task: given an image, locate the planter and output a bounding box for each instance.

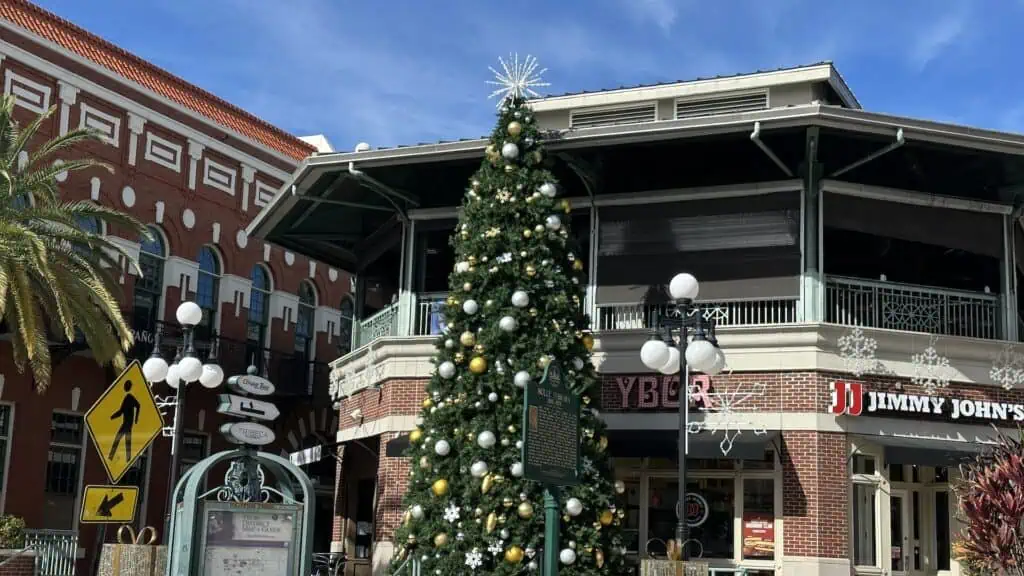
[640,559,710,576]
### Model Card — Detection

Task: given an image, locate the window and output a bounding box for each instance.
[45,412,84,529]
[0,406,11,512]
[742,479,775,560]
[120,448,151,527]
[72,214,101,255]
[354,478,375,559]
[178,432,209,480]
[247,265,272,366]
[852,454,881,569]
[338,296,354,356]
[134,225,167,346]
[295,281,316,358]
[196,246,221,338]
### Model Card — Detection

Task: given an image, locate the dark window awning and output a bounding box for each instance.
[856,435,992,468]
[608,429,778,460]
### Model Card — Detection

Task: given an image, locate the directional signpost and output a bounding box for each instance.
[217,394,280,421]
[86,360,165,484]
[218,372,279,448]
[80,485,139,524]
[522,361,581,576]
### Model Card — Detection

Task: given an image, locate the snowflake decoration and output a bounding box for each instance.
[496,252,512,264]
[487,54,549,106]
[443,503,461,523]
[465,548,484,570]
[990,344,1024,391]
[688,379,768,456]
[581,456,596,475]
[488,540,504,556]
[496,189,512,203]
[910,334,951,394]
[837,327,880,377]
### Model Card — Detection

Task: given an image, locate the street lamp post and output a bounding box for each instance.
[140,301,224,540]
[639,273,726,561]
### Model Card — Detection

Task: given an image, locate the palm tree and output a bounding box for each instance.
[0,95,149,392]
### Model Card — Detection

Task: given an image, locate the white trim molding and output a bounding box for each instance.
[4,68,50,114]
[218,274,252,318]
[203,157,237,195]
[78,102,120,147]
[56,80,78,136]
[126,112,146,166]
[254,181,277,209]
[162,256,199,300]
[314,305,343,343]
[144,131,182,172]
[187,140,204,190]
[269,290,301,331]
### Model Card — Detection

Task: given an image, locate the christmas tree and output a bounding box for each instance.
[390,55,629,575]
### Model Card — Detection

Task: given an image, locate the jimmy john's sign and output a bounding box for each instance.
[831,380,1024,423]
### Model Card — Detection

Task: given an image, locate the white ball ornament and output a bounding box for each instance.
[488,392,499,402]
[614,480,626,494]
[510,462,524,477]
[415,416,424,426]
[545,215,562,231]
[499,316,518,332]
[528,560,538,571]
[477,430,497,449]
[470,461,489,478]
[572,357,585,370]
[539,182,557,197]
[501,142,519,159]
[444,339,454,349]
[511,290,530,308]
[565,498,583,517]
[560,549,577,565]
[434,440,451,456]
[462,299,479,315]
[411,504,424,520]
[438,361,456,379]
[514,371,531,388]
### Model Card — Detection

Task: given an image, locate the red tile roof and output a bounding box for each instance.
[0,0,316,162]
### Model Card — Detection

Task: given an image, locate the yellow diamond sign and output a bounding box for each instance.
[85,360,164,483]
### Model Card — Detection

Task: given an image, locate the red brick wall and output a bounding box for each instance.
[374,432,411,542]
[0,553,35,576]
[780,431,848,559]
[600,371,826,413]
[336,379,425,428]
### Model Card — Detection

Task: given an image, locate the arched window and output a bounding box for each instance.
[247,265,273,368]
[134,225,167,336]
[295,281,317,358]
[196,246,221,338]
[72,215,101,255]
[338,296,354,356]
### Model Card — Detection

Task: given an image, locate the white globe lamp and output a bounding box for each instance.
[142,355,169,383]
[176,301,203,327]
[177,355,203,382]
[657,346,680,375]
[199,363,224,389]
[165,363,181,389]
[640,339,670,370]
[669,273,699,301]
[706,347,726,376]
[685,339,717,373]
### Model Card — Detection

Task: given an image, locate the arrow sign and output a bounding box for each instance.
[217,394,280,422]
[97,492,125,517]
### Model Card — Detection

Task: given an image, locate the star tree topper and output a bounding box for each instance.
[486,53,550,107]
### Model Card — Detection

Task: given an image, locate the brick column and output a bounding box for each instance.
[331,444,347,554]
[781,431,850,576]
[372,431,411,574]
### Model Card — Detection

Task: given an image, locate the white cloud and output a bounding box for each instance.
[908,12,968,70]
[619,0,680,32]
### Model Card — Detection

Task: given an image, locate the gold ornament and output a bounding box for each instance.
[573,259,584,271]
[598,435,608,452]
[469,356,488,374]
[532,151,542,163]
[523,229,532,238]
[595,549,605,568]
[529,307,539,317]
[600,510,614,526]
[446,296,458,306]
[582,334,595,351]
[481,474,495,494]
[538,355,551,368]
[526,265,536,277]
[503,497,514,508]
[460,231,469,240]
[409,429,423,444]
[432,479,449,496]
[468,255,477,264]
[434,533,449,548]
[507,424,517,433]
[475,507,483,517]
[463,282,472,292]
[419,456,430,469]
[422,397,433,409]
[402,510,411,526]
[407,534,417,545]
[454,352,465,363]
[517,502,534,519]
[561,199,572,213]
[460,331,476,347]
[507,121,523,136]
[486,144,496,155]
[534,224,544,233]
[486,511,498,533]
[504,164,515,173]
[474,343,485,353]
[472,179,481,189]
[505,546,525,564]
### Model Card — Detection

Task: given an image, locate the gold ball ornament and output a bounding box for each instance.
[407,534,417,545]
[507,121,523,136]
[463,282,472,292]
[504,164,515,173]
[434,533,449,548]
[582,333,595,351]
[595,549,605,568]
[523,229,532,238]
[534,224,544,233]
[409,429,423,444]
[468,255,477,264]
[469,356,488,374]
[432,479,449,497]
[526,265,536,277]
[538,355,551,368]
[573,259,585,271]
[446,296,458,306]
[454,352,465,363]
[505,546,525,564]
[419,456,430,469]
[529,307,539,317]
[474,343,485,353]
[561,199,572,213]
[422,397,433,409]
[517,502,534,519]
[600,510,614,526]
[460,231,469,240]
[503,497,514,508]
[460,331,476,347]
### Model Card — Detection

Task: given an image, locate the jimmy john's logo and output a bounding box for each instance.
[831,380,1024,422]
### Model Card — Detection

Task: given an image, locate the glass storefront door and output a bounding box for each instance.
[890,490,909,575]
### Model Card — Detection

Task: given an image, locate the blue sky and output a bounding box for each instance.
[34,0,1024,151]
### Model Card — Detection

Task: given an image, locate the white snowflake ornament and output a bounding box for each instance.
[444,503,461,523]
[990,344,1024,391]
[487,54,549,106]
[689,375,768,456]
[837,327,880,377]
[910,334,951,394]
[465,548,484,570]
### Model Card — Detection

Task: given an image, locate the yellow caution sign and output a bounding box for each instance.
[85,360,164,483]
[80,485,139,524]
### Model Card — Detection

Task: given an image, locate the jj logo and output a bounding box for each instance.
[830,381,863,416]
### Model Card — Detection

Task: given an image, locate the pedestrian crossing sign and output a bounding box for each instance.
[85,360,165,483]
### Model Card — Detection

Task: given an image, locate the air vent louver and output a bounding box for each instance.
[570,103,657,129]
[675,92,768,119]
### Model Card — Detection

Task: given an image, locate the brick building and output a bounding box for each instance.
[252,61,1024,576]
[0,1,376,572]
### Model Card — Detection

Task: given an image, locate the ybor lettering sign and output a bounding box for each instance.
[615,375,713,410]
[831,380,1024,422]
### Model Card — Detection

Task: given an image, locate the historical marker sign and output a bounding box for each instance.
[80,485,139,523]
[85,360,165,483]
[521,361,581,486]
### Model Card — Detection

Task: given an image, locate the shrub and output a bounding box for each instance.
[0,515,25,549]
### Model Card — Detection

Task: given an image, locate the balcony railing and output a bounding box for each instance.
[594,297,799,331]
[825,275,1002,340]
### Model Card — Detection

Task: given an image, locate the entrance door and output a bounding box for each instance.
[890,490,910,575]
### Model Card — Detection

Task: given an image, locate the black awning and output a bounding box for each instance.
[386,434,411,458]
[857,435,991,467]
[608,429,778,460]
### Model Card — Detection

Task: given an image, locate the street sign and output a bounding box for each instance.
[220,421,276,446]
[86,360,165,483]
[227,374,275,396]
[521,361,581,486]
[80,485,139,523]
[217,394,280,421]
